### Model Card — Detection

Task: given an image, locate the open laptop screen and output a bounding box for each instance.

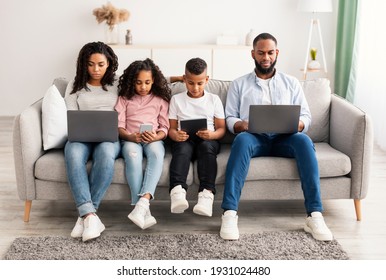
[248,105,300,134]
[67,110,118,142]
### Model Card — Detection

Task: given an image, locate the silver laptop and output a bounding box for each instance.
[67,110,118,142]
[248,105,300,134]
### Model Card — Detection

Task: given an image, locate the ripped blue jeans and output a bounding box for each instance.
[121,140,165,205]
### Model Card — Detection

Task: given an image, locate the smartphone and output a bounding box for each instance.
[140,123,153,133]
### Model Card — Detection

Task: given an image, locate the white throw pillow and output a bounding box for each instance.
[301,78,331,143]
[42,85,68,150]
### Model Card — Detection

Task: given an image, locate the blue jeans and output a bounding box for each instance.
[221,132,323,214]
[121,141,165,205]
[64,141,120,217]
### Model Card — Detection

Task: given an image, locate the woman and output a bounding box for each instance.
[64,42,120,242]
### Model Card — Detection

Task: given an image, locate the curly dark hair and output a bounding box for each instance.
[185,57,207,75]
[70,41,118,94]
[118,58,171,102]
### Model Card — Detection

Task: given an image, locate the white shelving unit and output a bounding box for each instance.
[110,44,252,81]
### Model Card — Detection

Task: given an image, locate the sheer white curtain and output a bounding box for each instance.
[351,0,386,151]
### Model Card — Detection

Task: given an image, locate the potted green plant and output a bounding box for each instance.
[308,48,321,70]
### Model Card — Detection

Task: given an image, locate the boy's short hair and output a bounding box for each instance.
[185,58,207,75]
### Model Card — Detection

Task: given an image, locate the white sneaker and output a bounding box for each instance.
[193,189,214,217]
[170,185,189,213]
[143,208,157,229]
[220,210,239,240]
[128,198,149,229]
[70,217,84,238]
[82,214,105,242]
[304,212,333,241]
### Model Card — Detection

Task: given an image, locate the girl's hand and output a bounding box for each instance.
[128,132,142,143]
[196,129,212,140]
[175,130,189,142]
[141,130,158,143]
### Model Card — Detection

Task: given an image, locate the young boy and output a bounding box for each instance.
[168,57,226,217]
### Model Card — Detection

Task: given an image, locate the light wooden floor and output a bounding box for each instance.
[1,116,386,260]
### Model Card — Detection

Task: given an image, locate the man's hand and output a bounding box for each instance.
[234,120,249,133]
[298,120,305,132]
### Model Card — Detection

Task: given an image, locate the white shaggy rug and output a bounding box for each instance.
[4,231,349,260]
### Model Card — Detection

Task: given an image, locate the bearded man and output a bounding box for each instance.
[219,33,333,242]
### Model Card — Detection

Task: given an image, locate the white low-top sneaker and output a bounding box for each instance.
[70,217,84,238]
[128,199,149,229]
[193,189,214,217]
[170,185,189,213]
[304,212,333,241]
[220,210,239,240]
[82,214,105,242]
[143,208,157,229]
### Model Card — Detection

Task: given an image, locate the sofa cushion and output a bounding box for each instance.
[34,149,194,187]
[53,77,69,98]
[211,143,351,185]
[169,79,231,106]
[41,85,68,150]
[301,78,331,143]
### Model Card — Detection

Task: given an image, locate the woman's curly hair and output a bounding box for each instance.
[118,58,171,102]
[70,41,118,94]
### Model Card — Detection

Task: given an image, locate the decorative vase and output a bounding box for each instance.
[105,24,119,45]
[308,60,321,70]
[125,29,132,45]
[245,29,257,46]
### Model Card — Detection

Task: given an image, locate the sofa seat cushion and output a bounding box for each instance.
[210,142,351,185]
[34,149,194,187]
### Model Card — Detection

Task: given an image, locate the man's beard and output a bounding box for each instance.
[254,59,277,75]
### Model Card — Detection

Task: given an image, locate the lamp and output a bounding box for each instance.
[297,0,332,79]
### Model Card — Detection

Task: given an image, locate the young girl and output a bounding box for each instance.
[64,41,120,242]
[115,58,171,229]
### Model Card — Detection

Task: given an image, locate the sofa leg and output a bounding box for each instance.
[354,199,361,221]
[24,200,32,222]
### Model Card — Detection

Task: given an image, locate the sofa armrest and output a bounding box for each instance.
[329,94,373,199]
[13,99,45,200]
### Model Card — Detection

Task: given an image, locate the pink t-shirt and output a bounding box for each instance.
[115,93,169,135]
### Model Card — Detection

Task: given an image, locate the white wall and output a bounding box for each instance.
[0,0,337,116]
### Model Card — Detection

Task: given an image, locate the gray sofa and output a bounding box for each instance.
[13,77,373,222]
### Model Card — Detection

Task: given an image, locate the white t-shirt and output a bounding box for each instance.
[169,90,225,131]
[256,76,272,105]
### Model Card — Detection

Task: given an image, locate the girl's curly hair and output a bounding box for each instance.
[70,41,118,94]
[118,58,171,102]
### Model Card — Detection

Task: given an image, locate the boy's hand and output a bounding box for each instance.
[196,129,213,140]
[175,130,189,142]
